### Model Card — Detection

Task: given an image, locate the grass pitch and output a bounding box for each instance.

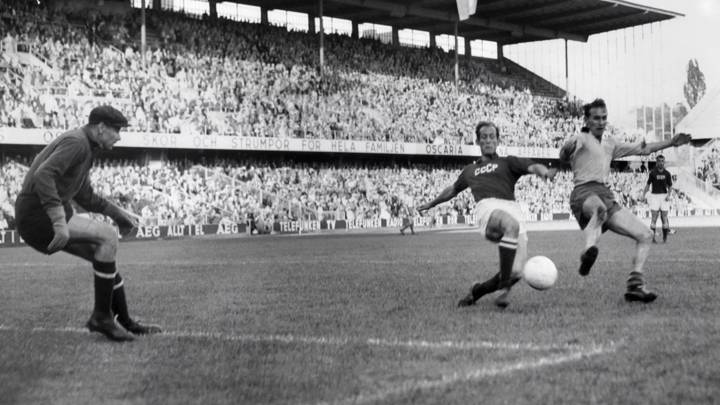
[1,226,719,404]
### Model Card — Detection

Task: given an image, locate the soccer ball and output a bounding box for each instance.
[522,256,558,290]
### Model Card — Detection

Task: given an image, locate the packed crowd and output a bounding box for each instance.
[696,146,720,188]
[0,1,600,147]
[0,156,695,230]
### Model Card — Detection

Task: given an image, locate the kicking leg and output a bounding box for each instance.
[605,209,657,303]
[458,211,522,308]
[578,195,606,276]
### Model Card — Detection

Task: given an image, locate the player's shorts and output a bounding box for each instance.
[569,182,621,232]
[14,194,73,255]
[401,217,412,227]
[648,193,669,211]
[473,198,526,236]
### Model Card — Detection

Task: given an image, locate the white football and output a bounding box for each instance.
[523,256,558,290]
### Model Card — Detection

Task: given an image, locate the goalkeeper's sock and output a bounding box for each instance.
[92,261,117,316]
[498,237,518,288]
[111,273,131,325]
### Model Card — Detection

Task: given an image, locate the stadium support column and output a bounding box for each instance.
[392,26,399,47]
[141,0,146,70]
[261,8,268,25]
[308,14,316,34]
[564,39,569,100]
[209,0,217,19]
[429,32,436,49]
[318,0,324,75]
[153,0,160,9]
[464,38,471,59]
[351,21,359,40]
[454,21,459,86]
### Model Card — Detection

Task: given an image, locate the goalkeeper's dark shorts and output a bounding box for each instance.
[14,194,73,254]
[569,182,621,232]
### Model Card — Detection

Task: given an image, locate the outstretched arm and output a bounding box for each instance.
[616,133,692,158]
[528,164,558,181]
[417,185,460,214]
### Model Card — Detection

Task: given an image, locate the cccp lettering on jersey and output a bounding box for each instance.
[475,163,498,175]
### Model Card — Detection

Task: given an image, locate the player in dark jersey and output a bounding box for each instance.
[642,155,673,243]
[399,201,415,235]
[418,121,557,308]
[14,106,161,342]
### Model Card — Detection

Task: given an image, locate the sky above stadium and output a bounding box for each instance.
[643,0,720,92]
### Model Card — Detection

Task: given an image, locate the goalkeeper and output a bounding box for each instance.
[14,106,161,342]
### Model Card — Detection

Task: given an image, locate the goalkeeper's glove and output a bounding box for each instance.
[46,205,69,253]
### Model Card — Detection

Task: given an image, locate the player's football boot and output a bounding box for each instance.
[86,313,135,342]
[624,285,658,303]
[578,246,599,276]
[457,293,475,307]
[494,288,511,308]
[119,318,162,335]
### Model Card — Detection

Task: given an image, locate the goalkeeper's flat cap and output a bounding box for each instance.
[88,105,129,129]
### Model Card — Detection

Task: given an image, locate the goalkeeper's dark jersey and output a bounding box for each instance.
[452,155,535,202]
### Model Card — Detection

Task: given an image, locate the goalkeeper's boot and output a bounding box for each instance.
[578,246,599,276]
[624,285,658,303]
[119,317,162,335]
[86,312,135,342]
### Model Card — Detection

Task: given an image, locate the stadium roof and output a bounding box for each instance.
[234,0,682,45]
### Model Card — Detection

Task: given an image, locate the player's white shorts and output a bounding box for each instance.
[648,193,669,211]
[473,198,526,236]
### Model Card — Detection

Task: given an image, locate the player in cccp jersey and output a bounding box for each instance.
[642,155,673,243]
[418,121,557,308]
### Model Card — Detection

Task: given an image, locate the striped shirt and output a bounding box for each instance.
[559,132,644,186]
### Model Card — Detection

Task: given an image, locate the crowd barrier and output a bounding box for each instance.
[3,209,720,248]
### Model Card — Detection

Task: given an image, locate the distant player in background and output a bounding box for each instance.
[418,121,557,308]
[559,99,691,303]
[399,201,415,235]
[642,155,673,243]
[14,106,161,342]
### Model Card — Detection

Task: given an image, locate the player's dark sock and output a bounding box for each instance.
[650,227,656,243]
[93,261,117,316]
[662,228,669,242]
[498,237,518,288]
[625,272,657,302]
[410,225,415,235]
[111,273,131,325]
[626,271,644,289]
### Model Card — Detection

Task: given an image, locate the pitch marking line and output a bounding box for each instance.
[326,342,619,405]
[0,324,589,352]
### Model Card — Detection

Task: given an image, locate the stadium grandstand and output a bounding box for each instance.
[0,0,717,241]
[4,1,720,404]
